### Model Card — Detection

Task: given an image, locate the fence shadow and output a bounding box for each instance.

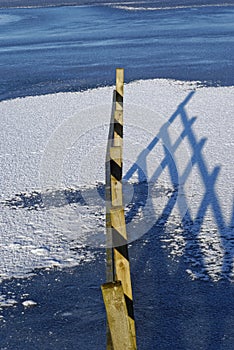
[124,90,233,281]
[125,91,234,349]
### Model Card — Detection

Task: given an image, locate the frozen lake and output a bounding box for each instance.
[0,2,234,349]
[0,3,234,100]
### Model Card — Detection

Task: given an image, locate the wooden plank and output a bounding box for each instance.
[116,68,124,99]
[110,146,123,207]
[114,110,123,147]
[107,327,114,350]
[110,177,122,207]
[114,252,137,348]
[110,206,127,240]
[106,90,117,160]
[105,68,138,349]
[105,89,117,350]
[105,90,118,282]
[114,249,132,298]
[113,134,122,148]
[116,69,124,112]
[101,281,135,350]
[114,109,123,125]
[110,206,137,348]
[110,146,122,168]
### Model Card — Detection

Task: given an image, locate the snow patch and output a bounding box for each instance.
[22,299,37,307]
[0,78,233,309]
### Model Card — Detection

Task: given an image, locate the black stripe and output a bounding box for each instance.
[110,159,122,181]
[124,294,134,320]
[116,91,123,105]
[115,244,129,261]
[114,120,123,138]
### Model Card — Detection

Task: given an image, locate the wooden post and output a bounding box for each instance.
[110,146,123,207]
[106,90,119,282]
[104,68,137,350]
[105,91,117,350]
[101,282,135,350]
[115,68,124,147]
[111,206,136,349]
[115,68,124,114]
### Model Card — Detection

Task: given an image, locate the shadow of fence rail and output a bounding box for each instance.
[124,90,233,280]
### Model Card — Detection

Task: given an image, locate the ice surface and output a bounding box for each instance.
[0,79,233,310]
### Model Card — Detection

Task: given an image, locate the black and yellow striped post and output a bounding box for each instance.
[103,69,137,350]
[101,282,135,350]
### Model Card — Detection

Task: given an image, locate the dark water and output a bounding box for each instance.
[0,3,233,100]
[1,234,234,350]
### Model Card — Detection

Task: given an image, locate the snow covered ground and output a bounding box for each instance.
[0,79,233,309]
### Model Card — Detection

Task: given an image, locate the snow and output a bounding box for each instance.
[22,299,37,307]
[0,79,233,309]
[111,2,234,11]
